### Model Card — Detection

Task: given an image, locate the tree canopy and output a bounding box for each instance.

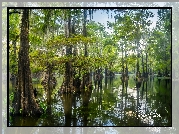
[9,8,171,77]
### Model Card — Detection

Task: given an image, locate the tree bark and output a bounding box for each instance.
[136,41,140,74]
[142,54,144,76]
[146,52,148,78]
[12,9,42,116]
[80,9,92,93]
[83,9,88,56]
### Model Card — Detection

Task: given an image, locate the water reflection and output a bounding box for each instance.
[9,74,171,126]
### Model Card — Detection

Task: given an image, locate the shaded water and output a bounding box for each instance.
[9,74,171,126]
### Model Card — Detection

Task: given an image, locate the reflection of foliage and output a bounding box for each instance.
[73,102,100,123]
[103,89,116,108]
[144,78,171,126]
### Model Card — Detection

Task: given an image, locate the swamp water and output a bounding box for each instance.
[9,74,171,126]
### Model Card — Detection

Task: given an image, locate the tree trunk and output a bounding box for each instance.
[64,11,73,93]
[105,68,107,88]
[83,9,88,56]
[81,9,91,93]
[46,64,53,114]
[121,42,125,83]
[12,9,42,116]
[137,41,140,74]
[125,50,128,77]
[142,54,144,76]
[146,52,148,78]
[122,43,124,75]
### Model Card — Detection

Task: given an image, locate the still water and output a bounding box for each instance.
[9,74,171,126]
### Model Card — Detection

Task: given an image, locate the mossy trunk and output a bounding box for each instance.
[12,9,42,116]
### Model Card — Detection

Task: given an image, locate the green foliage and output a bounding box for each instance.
[47,34,97,48]
[19,108,22,114]
[9,8,171,91]
[9,92,14,101]
[39,100,47,112]
[9,57,18,74]
[9,11,20,41]
[10,106,14,114]
[9,11,20,75]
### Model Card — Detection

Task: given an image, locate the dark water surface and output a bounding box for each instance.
[9,74,171,126]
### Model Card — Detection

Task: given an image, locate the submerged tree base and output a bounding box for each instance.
[11,90,43,117]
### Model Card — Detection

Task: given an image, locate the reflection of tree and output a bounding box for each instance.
[121,80,124,120]
[136,87,140,124]
[141,81,144,99]
[82,89,92,126]
[145,81,148,102]
[118,76,155,126]
[142,78,171,126]
[10,116,39,126]
[61,94,73,126]
[11,74,171,126]
[72,93,78,126]
[59,75,171,126]
[80,83,117,126]
[152,92,171,126]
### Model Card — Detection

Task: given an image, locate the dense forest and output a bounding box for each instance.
[8,7,171,119]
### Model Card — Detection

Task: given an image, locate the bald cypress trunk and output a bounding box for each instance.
[12,9,42,116]
[65,11,73,93]
[81,9,92,93]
